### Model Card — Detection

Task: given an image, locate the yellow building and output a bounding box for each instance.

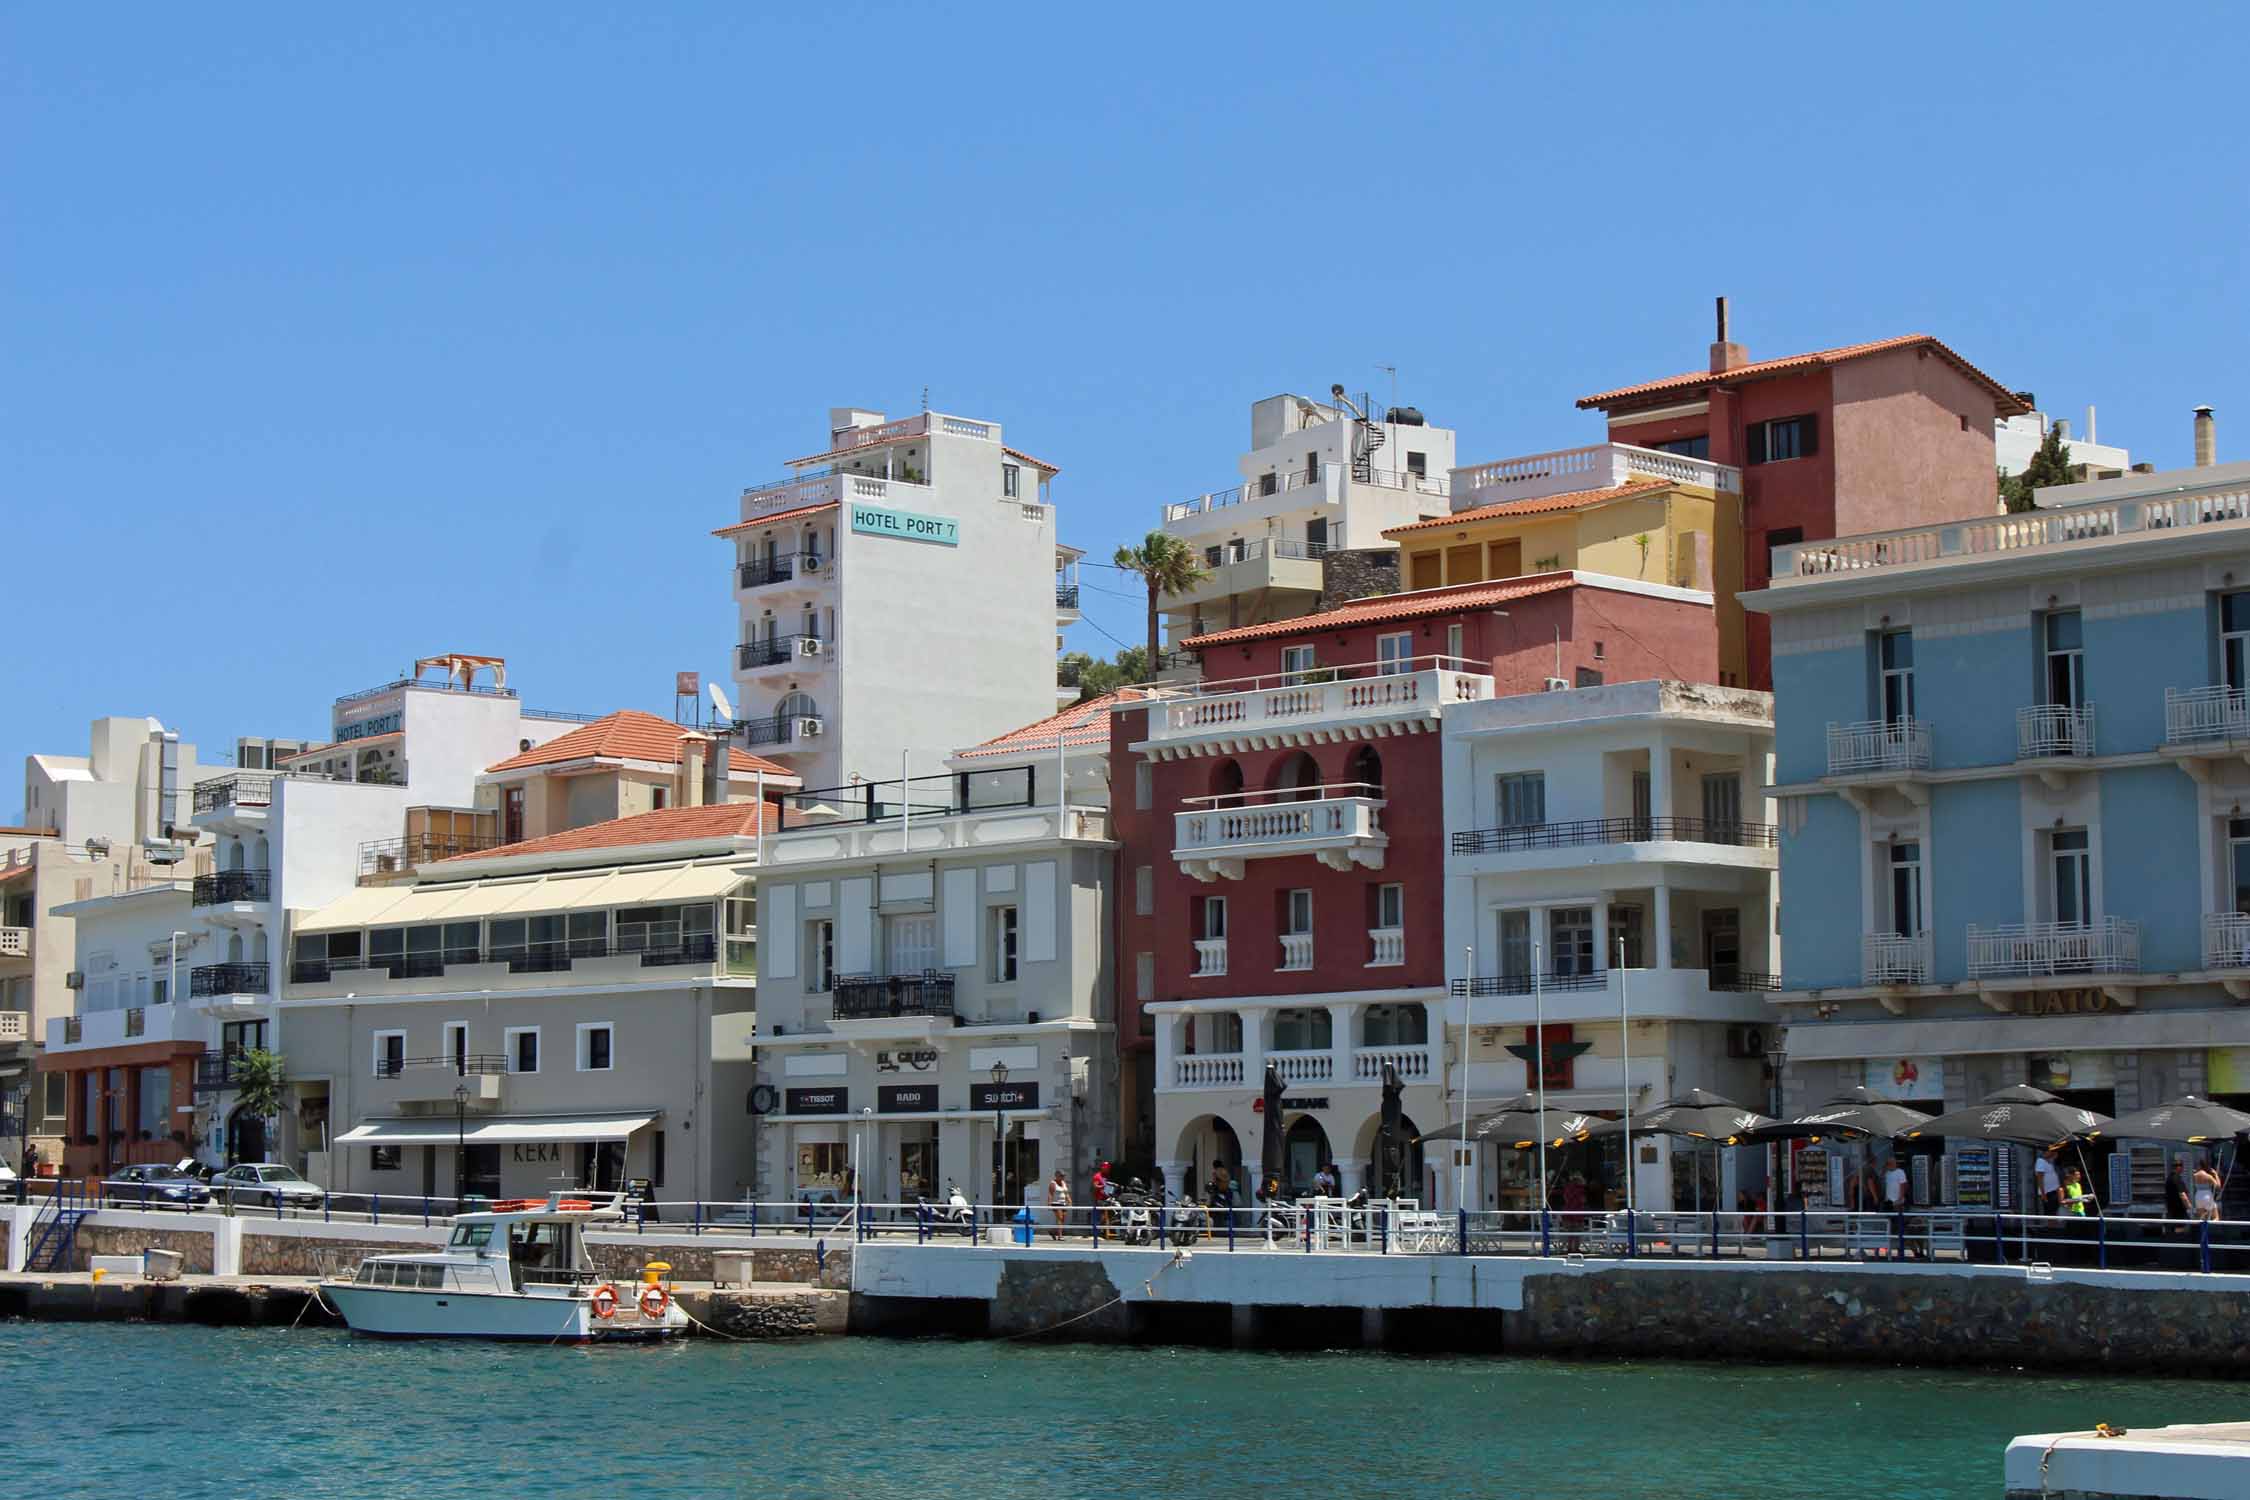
[1384,468,1747,686]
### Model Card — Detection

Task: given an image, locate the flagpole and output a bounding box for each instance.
[1619,934,1634,1221]
[1457,944,1472,1216]
[1534,938,1547,1214]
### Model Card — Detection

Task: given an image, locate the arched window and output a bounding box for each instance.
[777,692,819,720]
[1268,750,1321,802]
[1345,744,1383,798]
[1208,759,1245,801]
[225,840,246,873]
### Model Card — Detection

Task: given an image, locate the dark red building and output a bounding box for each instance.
[1110,572,1718,1182]
[1577,304,2027,686]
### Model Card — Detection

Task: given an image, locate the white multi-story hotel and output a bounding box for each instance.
[1155,390,1457,645]
[1439,679,1779,1213]
[717,407,1076,790]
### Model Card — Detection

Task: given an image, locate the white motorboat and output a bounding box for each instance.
[322,1193,690,1343]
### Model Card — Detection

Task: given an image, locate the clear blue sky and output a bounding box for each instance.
[6,4,2244,809]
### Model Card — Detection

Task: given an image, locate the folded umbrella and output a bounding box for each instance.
[2091,1095,2250,1145]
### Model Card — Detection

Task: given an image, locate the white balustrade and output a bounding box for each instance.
[1966,918,2141,979]
[1268,1047,1332,1084]
[2017,703,2095,759]
[1775,486,2250,580]
[0,1010,25,1043]
[1154,663,1491,747]
[0,926,27,960]
[1826,718,1932,775]
[1367,927,1404,966]
[1861,932,1931,985]
[1352,1045,1433,1082]
[2204,913,2250,971]
[1172,1053,1244,1088]
[1176,794,1384,859]
[1192,939,1228,977]
[1277,934,1315,971]
[2167,685,2250,745]
[1452,442,1741,503]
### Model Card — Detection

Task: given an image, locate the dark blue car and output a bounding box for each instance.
[102,1164,213,1210]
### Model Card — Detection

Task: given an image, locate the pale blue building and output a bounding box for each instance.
[1747,457,2250,1213]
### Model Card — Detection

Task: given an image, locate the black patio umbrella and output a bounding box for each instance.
[1740,1086,1934,1144]
[1902,1091,2110,1149]
[2091,1095,2250,1145]
[1258,1064,1285,1192]
[1581,1088,1775,1145]
[1415,1093,1594,1151]
[1377,1063,1405,1194]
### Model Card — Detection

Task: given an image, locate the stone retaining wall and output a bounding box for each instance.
[241,1233,434,1278]
[584,1241,851,1289]
[71,1223,216,1276]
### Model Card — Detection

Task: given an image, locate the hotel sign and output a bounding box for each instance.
[851,503,958,547]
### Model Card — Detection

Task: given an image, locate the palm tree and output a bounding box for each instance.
[1112,531,1209,681]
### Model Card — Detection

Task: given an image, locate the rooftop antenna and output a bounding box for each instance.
[708,682,737,730]
[1377,364,1397,418]
[921,385,930,413]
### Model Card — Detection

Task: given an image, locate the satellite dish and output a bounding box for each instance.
[708,683,736,724]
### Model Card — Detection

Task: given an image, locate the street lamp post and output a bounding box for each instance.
[989,1061,1009,1209]
[452,1083,470,1208]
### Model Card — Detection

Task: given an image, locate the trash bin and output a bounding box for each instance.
[1012,1207,1035,1246]
[711,1250,753,1289]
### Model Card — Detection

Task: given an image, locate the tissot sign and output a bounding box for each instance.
[851,504,958,546]
[785,1087,848,1115]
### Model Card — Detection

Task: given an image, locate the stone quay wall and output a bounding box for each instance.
[69,1223,218,1276]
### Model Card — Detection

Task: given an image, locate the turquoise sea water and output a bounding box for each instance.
[0,1323,2240,1500]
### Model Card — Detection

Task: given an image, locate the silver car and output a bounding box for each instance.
[211,1162,327,1211]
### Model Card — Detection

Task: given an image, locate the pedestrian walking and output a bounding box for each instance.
[2194,1155,2224,1221]
[1044,1169,1070,1241]
[2061,1166,2092,1217]
[2165,1160,2193,1228]
[2035,1147,2064,1215]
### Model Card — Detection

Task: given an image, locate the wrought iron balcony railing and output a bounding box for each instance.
[832,972,957,1020]
[192,869,272,906]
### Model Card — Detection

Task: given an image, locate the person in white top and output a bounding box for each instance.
[2194,1155,2224,1221]
[1883,1156,1909,1211]
[2035,1149,2063,1215]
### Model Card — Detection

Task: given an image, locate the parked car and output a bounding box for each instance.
[211,1162,327,1211]
[102,1163,213,1210]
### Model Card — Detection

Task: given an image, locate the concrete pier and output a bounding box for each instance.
[2006,1423,2250,1500]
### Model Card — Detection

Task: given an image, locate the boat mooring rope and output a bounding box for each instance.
[1001,1249,1188,1342]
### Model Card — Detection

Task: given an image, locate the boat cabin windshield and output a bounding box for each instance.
[507,1221,571,1270]
[448,1224,493,1250]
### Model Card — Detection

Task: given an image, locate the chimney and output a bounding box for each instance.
[2085,405,2096,445]
[2195,406,2217,468]
[1708,295,1749,374]
[679,732,709,809]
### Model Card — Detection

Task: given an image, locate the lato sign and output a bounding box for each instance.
[2013,989,2117,1017]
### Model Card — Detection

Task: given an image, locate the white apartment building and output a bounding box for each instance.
[1157,390,1456,645]
[1440,680,1778,1214]
[1995,402,2133,485]
[284,803,762,1202]
[717,407,1075,791]
[750,697,1118,1210]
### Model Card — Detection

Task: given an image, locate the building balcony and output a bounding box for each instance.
[1162,1042,1439,1092]
[188,962,270,999]
[1966,918,2141,980]
[739,714,826,749]
[2017,703,2095,761]
[1449,816,1777,857]
[1171,1052,1243,1089]
[1268,1047,1330,1084]
[738,552,832,591]
[191,773,274,819]
[832,972,956,1022]
[1175,787,1387,880]
[0,1010,25,1045]
[359,833,502,885]
[1862,932,1932,986]
[1191,939,1227,977]
[1451,969,1607,997]
[1142,659,1491,756]
[0,926,27,960]
[373,1054,509,1106]
[1451,441,1741,508]
[1368,926,1404,966]
[1161,540,1329,615]
[1825,718,1932,777]
[1351,1044,1436,1083]
[192,869,272,907]
[2166,685,2250,748]
[193,1050,248,1093]
[1277,933,1315,971]
[2204,913,2250,971]
[737,634,831,672]
[1055,583,1080,613]
[738,468,930,524]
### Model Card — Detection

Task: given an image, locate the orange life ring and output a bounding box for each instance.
[555,1198,593,1211]
[491,1198,542,1212]
[638,1284,670,1320]
[589,1283,619,1319]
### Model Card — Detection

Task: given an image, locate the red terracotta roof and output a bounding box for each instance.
[1385,479,1674,536]
[1182,574,1582,649]
[1576,334,2029,416]
[955,689,1147,760]
[1003,446,1060,475]
[713,501,839,539]
[0,861,36,885]
[484,710,793,778]
[434,802,769,863]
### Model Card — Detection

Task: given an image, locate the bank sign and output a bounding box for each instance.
[851,503,958,547]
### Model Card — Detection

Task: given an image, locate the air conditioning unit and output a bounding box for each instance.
[797,638,825,657]
[801,555,824,573]
[1725,1024,1767,1059]
[65,971,85,991]
[799,718,826,738]
[1543,677,1569,692]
